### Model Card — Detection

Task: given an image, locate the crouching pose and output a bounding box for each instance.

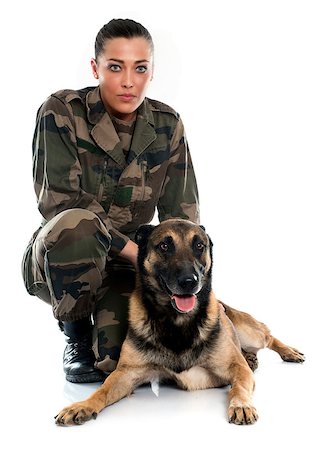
[22,21,304,422]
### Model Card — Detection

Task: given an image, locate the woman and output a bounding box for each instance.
[22,19,199,383]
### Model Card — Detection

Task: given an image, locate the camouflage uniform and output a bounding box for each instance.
[22,86,199,372]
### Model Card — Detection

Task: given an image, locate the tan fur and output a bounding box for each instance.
[55,219,305,426]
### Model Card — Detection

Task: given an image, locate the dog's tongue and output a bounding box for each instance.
[172,294,197,312]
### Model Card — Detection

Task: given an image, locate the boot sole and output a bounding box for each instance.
[65,372,106,383]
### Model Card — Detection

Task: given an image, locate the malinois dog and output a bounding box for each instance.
[55,219,304,426]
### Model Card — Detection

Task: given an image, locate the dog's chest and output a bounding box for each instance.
[173,366,217,390]
[143,333,213,373]
[129,312,220,373]
[155,318,203,354]
[149,345,200,373]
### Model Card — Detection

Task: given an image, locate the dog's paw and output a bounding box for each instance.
[228,404,258,425]
[280,347,305,363]
[55,402,98,426]
[242,351,259,372]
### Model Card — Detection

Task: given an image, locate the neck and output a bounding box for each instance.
[101,96,137,122]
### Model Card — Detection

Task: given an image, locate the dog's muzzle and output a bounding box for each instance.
[170,273,200,313]
[159,268,202,313]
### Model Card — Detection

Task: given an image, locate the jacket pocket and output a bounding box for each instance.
[131,160,157,224]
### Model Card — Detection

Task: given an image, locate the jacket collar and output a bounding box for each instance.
[86,86,156,167]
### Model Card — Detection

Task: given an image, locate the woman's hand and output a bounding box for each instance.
[118,240,139,268]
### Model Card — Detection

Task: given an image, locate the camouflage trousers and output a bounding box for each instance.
[22,208,135,373]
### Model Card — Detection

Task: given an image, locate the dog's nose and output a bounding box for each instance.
[178,274,198,292]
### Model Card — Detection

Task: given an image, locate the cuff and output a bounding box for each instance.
[108,229,130,257]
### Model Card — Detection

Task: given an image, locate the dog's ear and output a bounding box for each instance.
[135,224,156,247]
[199,225,213,248]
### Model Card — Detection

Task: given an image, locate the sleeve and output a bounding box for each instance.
[32,94,129,255]
[157,118,200,224]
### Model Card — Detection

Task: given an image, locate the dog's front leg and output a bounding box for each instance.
[55,366,150,426]
[227,362,258,425]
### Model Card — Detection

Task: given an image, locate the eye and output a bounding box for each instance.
[159,242,169,252]
[136,65,148,73]
[195,242,205,252]
[108,64,121,72]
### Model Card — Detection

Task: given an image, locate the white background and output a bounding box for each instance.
[1,0,314,448]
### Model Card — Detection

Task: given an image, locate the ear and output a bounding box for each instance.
[135,224,156,247]
[198,225,213,250]
[91,58,99,79]
[199,225,212,246]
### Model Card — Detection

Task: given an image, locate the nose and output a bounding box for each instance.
[177,273,199,292]
[122,70,134,89]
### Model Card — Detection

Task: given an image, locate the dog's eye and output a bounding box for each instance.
[195,242,205,252]
[159,242,169,252]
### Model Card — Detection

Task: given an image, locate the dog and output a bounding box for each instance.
[55,219,305,426]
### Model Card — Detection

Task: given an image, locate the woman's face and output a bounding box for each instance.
[91,37,153,122]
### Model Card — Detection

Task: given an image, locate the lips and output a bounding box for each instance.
[118,94,136,101]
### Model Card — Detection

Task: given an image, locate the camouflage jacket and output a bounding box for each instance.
[32,86,199,256]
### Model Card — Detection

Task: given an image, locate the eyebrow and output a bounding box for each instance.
[107,58,150,64]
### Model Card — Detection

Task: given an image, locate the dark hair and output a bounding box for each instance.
[95,19,154,61]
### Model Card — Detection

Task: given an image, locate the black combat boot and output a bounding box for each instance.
[60,317,105,383]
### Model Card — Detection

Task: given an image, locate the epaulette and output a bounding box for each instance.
[51,87,94,105]
[146,98,180,119]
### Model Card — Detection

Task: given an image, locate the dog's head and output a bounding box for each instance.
[135,219,213,314]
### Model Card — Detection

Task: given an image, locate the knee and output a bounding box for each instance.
[36,208,111,255]
[49,208,104,232]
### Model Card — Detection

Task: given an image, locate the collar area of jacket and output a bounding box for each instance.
[58,86,179,169]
